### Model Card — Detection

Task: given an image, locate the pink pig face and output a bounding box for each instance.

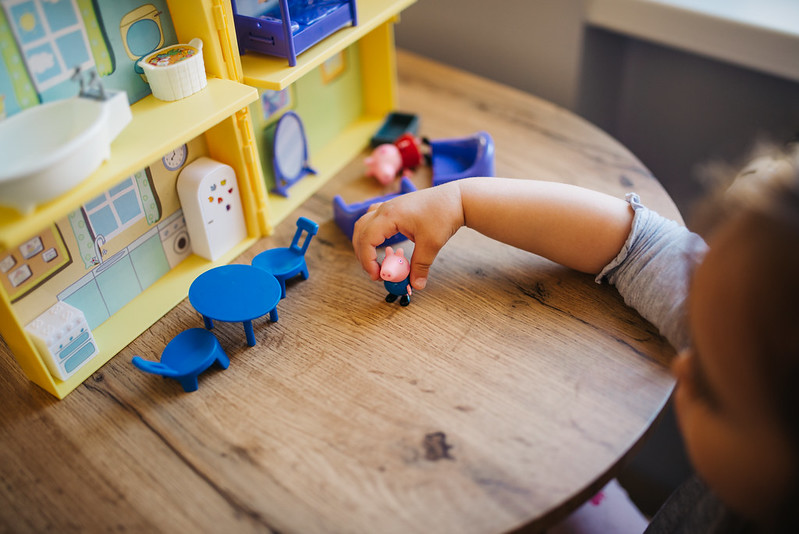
[364,144,403,185]
[380,246,410,282]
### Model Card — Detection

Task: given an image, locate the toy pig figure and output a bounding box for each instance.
[365,144,404,185]
[365,133,423,185]
[380,246,412,306]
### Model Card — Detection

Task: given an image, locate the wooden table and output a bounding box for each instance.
[0,51,681,533]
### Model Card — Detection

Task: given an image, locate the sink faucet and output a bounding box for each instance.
[72,66,108,101]
[93,234,107,265]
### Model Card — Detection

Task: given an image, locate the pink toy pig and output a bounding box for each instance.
[365,144,404,185]
[380,246,412,306]
[364,133,424,185]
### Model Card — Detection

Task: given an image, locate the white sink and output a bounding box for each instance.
[0,91,132,214]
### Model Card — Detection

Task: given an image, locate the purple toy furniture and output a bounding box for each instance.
[231,0,358,67]
[131,328,230,392]
[430,131,495,186]
[333,176,416,246]
[252,217,319,299]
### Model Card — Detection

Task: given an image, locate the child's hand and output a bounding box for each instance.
[352,182,464,290]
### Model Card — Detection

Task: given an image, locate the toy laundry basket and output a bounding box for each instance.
[137,38,207,101]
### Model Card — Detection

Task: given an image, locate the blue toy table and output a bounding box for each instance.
[189,264,282,346]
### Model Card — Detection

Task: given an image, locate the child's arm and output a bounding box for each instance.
[352,177,635,290]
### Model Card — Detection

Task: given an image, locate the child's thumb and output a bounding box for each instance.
[410,244,438,290]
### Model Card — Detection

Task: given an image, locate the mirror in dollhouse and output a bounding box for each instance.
[271,111,316,197]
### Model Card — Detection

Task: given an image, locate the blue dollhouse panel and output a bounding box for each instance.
[0,0,179,120]
[7,2,43,41]
[56,29,91,66]
[40,0,80,31]
[4,0,93,93]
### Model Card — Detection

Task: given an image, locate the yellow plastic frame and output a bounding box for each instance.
[0,0,415,398]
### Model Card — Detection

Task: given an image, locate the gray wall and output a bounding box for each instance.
[578,27,799,219]
[395,0,586,110]
[395,2,799,223]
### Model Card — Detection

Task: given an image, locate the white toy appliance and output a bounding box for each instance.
[25,301,98,381]
[177,157,247,261]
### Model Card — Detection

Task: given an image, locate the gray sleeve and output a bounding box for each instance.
[595,194,708,352]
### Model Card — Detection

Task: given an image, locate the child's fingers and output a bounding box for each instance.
[352,209,399,280]
[409,241,440,290]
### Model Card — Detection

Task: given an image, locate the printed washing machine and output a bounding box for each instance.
[119,3,166,60]
[158,209,192,267]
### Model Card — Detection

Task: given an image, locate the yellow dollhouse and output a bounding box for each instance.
[0,0,415,399]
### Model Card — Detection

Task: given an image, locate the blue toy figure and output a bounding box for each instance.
[380,246,412,306]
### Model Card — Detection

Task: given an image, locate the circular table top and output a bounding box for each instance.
[188,264,281,323]
[0,51,683,534]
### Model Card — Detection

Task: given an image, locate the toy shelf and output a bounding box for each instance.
[239,0,416,90]
[0,0,416,399]
[0,77,259,399]
[36,238,258,399]
[0,78,258,250]
[238,0,417,228]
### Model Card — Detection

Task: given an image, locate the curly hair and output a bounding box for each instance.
[697,142,799,531]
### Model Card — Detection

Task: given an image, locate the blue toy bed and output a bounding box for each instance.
[333,177,417,246]
[231,0,358,67]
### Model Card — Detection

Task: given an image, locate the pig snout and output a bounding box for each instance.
[379,261,405,282]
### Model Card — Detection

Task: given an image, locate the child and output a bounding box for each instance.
[352,144,799,533]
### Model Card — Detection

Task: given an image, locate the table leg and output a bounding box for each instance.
[203,315,214,329]
[269,307,279,322]
[243,320,256,346]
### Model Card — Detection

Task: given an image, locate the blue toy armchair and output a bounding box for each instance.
[430,131,495,186]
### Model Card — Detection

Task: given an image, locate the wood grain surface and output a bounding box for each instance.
[0,50,681,533]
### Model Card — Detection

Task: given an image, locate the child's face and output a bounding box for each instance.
[672,218,796,521]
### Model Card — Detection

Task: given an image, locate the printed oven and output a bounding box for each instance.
[25,301,99,381]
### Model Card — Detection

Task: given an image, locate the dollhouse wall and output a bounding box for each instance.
[0,0,180,119]
[0,1,229,337]
[7,135,210,330]
[2,1,370,339]
[249,46,364,191]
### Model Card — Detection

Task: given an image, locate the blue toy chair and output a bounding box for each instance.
[252,217,319,299]
[131,328,230,392]
[430,131,495,186]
